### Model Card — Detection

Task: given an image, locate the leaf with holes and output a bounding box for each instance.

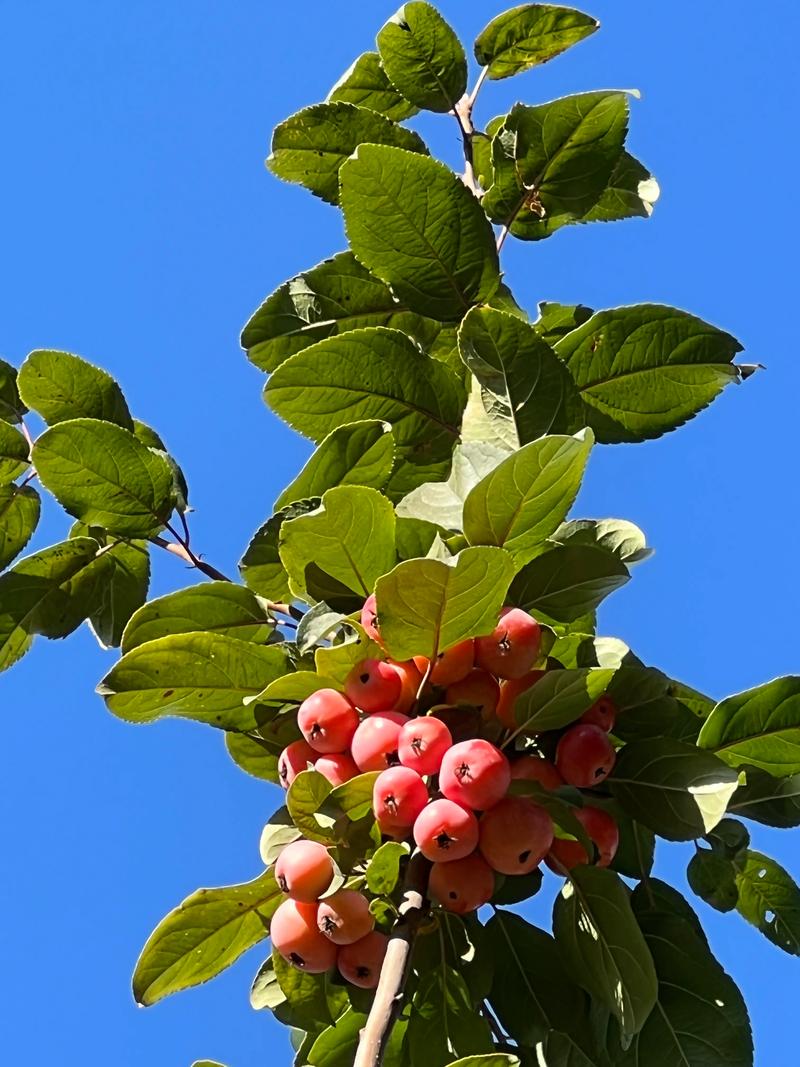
[735,850,800,956]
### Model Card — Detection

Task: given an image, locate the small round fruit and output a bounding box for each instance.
[474,607,542,679]
[351,711,409,772]
[420,640,475,687]
[496,670,546,729]
[373,766,429,833]
[510,755,564,790]
[580,695,617,733]
[546,806,620,872]
[439,739,511,811]
[317,890,375,945]
[397,716,453,776]
[345,658,402,713]
[429,853,495,914]
[413,798,479,863]
[297,690,359,755]
[315,752,360,787]
[337,930,388,989]
[361,593,381,643]
[275,840,334,902]
[478,796,553,875]
[271,898,337,973]
[278,739,317,788]
[390,659,424,715]
[556,724,616,787]
[445,669,500,719]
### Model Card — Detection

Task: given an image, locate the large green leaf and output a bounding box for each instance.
[88,538,150,648]
[121,581,275,654]
[510,667,614,734]
[239,499,320,601]
[552,517,652,564]
[407,965,494,1064]
[17,349,133,428]
[0,420,30,484]
[280,485,396,601]
[463,431,593,568]
[509,544,629,623]
[307,1008,369,1067]
[270,950,347,1031]
[698,677,800,776]
[226,732,282,784]
[375,546,515,660]
[377,2,467,113]
[609,739,741,841]
[735,850,800,955]
[0,358,25,423]
[730,766,800,827]
[474,5,599,80]
[132,869,281,1005]
[275,421,394,509]
[265,327,463,496]
[268,101,427,206]
[33,418,174,537]
[555,305,746,443]
[340,145,500,321]
[552,866,657,1038]
[0,484,40,570]
[396,441,508,530]
[687,848,740,913]
[98,634,288,730]
[328,50,419,120]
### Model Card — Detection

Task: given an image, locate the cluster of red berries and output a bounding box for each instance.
[273,600,621,978]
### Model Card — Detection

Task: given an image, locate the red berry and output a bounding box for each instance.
[345,658,402,713]
[278,739,317,788]
[337,930,388,989]
[439,739,510,811]
[445,669,500,719]
[373,766,428,834]
[580,695,617,733]
[361,593,381,643]
[496,670,546,729]
[509,755,564,790]
[556,724,616,787]
[429,852,495,914]
[478,796,554,875]
[271,899,336,973]
[275,840,334,902]
[423,640,475,687]
[297,689,359,754]
[474,607,542,679]
[546,806,619,872]
[397,716,453,776]
[317,890,375,945]
[351,712,409,772]
[413,798,479,862]
[315,752,360,787]
[389,659,424,715]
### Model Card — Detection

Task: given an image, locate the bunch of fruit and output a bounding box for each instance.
[272,601,621,984]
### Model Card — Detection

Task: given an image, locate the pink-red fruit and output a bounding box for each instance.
[361,593,381,643]
[271,899,337,973]
[416,640,475,687]
[546,806,619,871]
[390,659,424,715]
[510,755,564,790]
[556,724,616,787]
[297,689,359,754]
[397,716,453,776]
[478,796,554,875]
[315,752,360,787]
[474,607,542,680]
[439,739,511,811]
[278,739,317,788]
[373,766,429,834]
[317,889,375,945]
[275,840,334,902]
[445,669,501,719]
[413,798,479,862]
[345,658,402,713]
[351,711,409,772]
[496,670,546,729]
[580,695,617,732]
[429,853,495,914]
[337,931,389,988]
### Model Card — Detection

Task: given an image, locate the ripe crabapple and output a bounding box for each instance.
[428,852,495,914]
[478,796,554,875]
[413,798,479,862]
[275,840,334,902]
[580,695,617,733]
[315,752,360,787]
[345,658,402,713]
[337,930,388,989]
[361,593,381,643]
[389,659,424,715]
[278,739,317,788]
[445,669,500,719]
[271,898,337,973]
[397,716,453,776]
[439,739,511,811]
[373,766,428,834]
[351,711,409,772]
[297,689,359,754]
[556,724,616,787]
[510,754,564,790]
[474,607,542,679]
[546,806,619,871]
[415,640,475,687]
[496,670,546,729]
[317,889,375,945]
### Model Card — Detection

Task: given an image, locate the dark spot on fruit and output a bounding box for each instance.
[519,850,531,863]
[321,915,337,934]
[278,875,288,893]
[387,749,401,767]
[455,761,472,782]
[356,966,370,978]
[311,723,322,738]
[448,891,458,900]
[436,831,453,850]
[360,673,370,685]
[289,952,305,968]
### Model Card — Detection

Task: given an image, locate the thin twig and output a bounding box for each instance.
[496,224,511,252]
[150,530,232,583]
[468,66,489,109]
[20,420,34,452]
[453,94,478,194]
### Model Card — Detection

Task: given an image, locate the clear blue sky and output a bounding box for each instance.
[1,2,798,1064]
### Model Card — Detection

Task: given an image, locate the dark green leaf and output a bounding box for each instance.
[0,484,40,570]
[377,2,467,112]
[687,848,739,912]
[730,765,800,827]
[606,808,655,881]
[295,602,349,654]
[0,358,26,423]
[706,817,750,858]
[582,150,660,224]
[510,544,629,623]
[326,771,382,823]
[328,50,419,120]
[33,418,174,537]
[132,418,190,514]
[132,868,281,1005]
[227,732,282,784]
[395,516,451,559]
[0,420,30,484]
[474,5,599,80]
[272,950,348,1031]
[534,302,594,347]
[735,850,800,955]
[287,770,336,844]
[89,538,150,648]
[366,841,409,894]
[239,499,320,601]
[17,348,133,428]
[307,1008,368,1067]
[511,667,614,734]
[408,965,494,1064]
[340,145,500,321]
[396,441,508,531]
[698,676,800,776]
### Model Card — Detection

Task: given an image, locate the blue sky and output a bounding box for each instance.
[1,2,798,1064]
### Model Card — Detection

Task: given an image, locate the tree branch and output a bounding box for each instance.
[353,852,431,1067]
[453,94,479,195]
[150,527,232,583]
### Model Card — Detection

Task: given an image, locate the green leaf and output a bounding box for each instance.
[463,431,593,568]
[445,1058,520,1067]
[552,518,652,564]
[307,1008,369,1067]
[554,305,746,444]
[609,739,740,840]
[314,631,383,687]
[396,441,509,531]
[121,581,275,654]
[582,150,660,224]
[730,766,800,827]
[192,1061,227,1067]
[272,950,348,1031]
[98,634,289,730]
[250,956,286,1012]
[553,866,658,1037]
[340,145,500,321]
[287,770,336,843]
[268,101,428,206]
[132,418,190,514]
[375,546,515,660]
[0,484,40,570]
[735,850,800,955]
[0,420,30,484]
[687,848,740,913]
[239,499,320,601]
[0,358,26,423]
[17,349,133,428]
[328,50,419,120]
[132,868,281,1005]
[698,677,800,776]
[275,421,395,509]
[408,965,494,1064]
[534,301,594,347]
[474,5,599,80]
[511,667,614,734]
[280,486,396,602]
[295,602,349,654]
[266,327,464,496]
[88,538,150,648]
[227,732,282,784]
[326,771,381,823]
[510,544,629,623]
[396,516,451,560]
[366,841,409,894]
[377,2,467,113]
[33,418,174,537]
